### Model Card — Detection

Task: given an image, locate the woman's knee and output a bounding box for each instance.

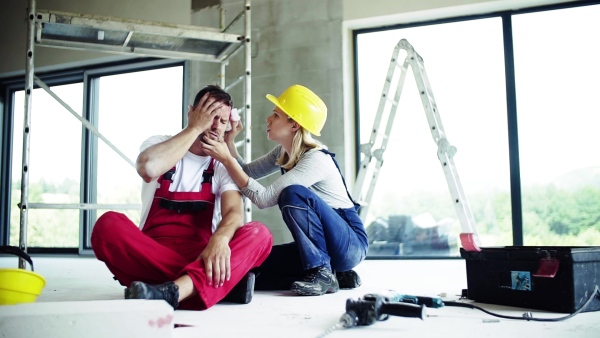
[331,244,367,272]
[277,185,311,206]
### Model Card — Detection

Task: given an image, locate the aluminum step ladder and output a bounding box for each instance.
[353,39,481,251]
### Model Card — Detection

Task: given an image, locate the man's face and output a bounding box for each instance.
[200,104,232,142]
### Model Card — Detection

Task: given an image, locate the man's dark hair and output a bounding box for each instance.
[192,84,233,108]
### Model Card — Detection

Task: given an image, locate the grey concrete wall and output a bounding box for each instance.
[190,0,345,244]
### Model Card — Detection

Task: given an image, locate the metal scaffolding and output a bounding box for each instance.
[18,0,253,267]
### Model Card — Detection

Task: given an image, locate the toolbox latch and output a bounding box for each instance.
[532,250,560,278]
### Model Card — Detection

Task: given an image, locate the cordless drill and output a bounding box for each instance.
[340,293,426,328]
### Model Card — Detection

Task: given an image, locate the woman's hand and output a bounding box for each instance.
[201,134,234,165]
[222,120,243,159]
[224,120,243,145]
[203,124,251,190]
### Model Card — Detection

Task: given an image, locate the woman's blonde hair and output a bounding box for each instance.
[277,126,324,170]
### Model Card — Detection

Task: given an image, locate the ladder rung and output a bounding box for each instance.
[369,130,389,139]
[394,62,408,71]
[384,96,399,106]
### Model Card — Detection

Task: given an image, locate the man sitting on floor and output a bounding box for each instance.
[91,84,273,310]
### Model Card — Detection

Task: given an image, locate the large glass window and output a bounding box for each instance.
[11,83,83,247]
[8,63,184,249]
[93,66,183,237]
[356,17,510,257]
[355,3,600,257]
[513,5,600,245]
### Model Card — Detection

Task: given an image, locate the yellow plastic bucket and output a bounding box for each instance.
[0,246,46,305]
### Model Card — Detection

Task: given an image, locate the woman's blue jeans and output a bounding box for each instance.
[254,185,367,290]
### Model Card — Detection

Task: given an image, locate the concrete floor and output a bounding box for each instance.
[1,255,600,337]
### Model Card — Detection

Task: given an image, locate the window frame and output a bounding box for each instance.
[0,58,188,254]
[353,0,600,258]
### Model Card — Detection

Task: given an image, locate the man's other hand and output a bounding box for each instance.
[197,234,231,288]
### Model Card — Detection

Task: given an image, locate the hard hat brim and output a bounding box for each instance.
[266,94,285,115]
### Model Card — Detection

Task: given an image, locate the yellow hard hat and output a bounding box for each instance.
[266,84,327,136]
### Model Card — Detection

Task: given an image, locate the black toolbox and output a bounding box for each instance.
[460,246,600,313]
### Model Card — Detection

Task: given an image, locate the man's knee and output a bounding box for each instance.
[242,221,274,245]
[91,211,127,242]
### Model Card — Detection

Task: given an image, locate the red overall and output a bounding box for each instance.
[91,160,273,310]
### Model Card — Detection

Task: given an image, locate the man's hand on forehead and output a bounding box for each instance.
[198,92,225,112]
[187,92,232,134]
[213,104,232,122]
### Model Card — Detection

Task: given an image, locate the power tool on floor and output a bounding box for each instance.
[317,292,427,337]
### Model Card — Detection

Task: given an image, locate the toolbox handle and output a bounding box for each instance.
[532,250,560,278]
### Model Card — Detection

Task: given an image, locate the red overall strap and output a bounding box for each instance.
[157,166,176,192]
[143,159,216,244]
